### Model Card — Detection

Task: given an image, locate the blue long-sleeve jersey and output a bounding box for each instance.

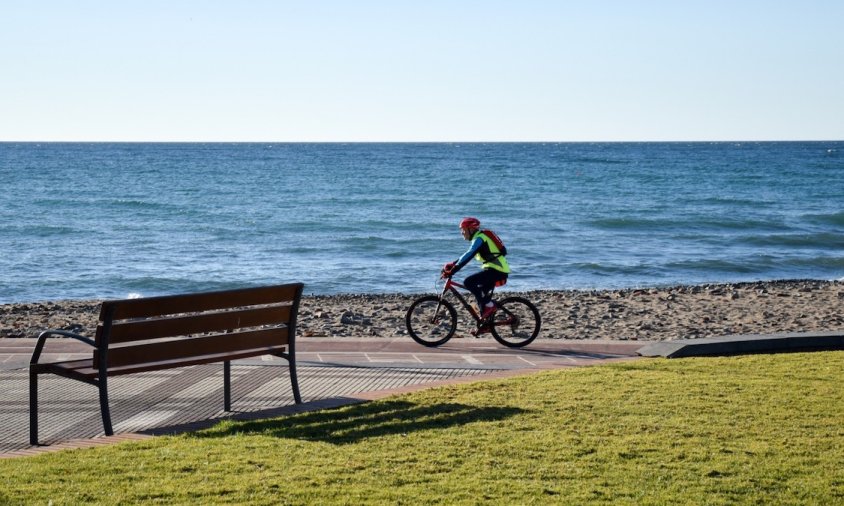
[453,236,485,271]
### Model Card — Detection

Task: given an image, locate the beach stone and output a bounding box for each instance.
[338,311,372,326]
[2,280,844,341]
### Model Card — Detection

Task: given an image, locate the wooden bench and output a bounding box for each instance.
[30,283,304,445]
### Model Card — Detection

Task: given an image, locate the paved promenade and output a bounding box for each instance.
[0,337,641,457]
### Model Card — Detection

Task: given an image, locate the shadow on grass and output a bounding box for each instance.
[193,400,525,445]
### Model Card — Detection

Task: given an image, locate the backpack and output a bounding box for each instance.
[480,229,507,257]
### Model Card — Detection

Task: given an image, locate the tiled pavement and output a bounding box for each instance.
[0,337,642,457]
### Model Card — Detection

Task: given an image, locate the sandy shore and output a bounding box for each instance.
[1,280,842,341]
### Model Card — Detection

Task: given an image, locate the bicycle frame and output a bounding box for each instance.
[437,276,488,325]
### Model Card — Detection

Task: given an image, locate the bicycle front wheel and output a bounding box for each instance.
[490,296,541,348]
[405,295,457,347]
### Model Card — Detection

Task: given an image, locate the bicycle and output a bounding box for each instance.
[405,273,541,348]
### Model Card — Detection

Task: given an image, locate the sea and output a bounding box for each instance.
[1,142,842,304]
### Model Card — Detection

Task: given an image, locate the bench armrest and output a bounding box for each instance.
[30,329,96,365]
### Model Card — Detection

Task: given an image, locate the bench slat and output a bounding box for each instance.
[101,283,303,321]
[31,359,99,381]
[98,304,293,344]
[44,346,290,378]
[96,327,289,368]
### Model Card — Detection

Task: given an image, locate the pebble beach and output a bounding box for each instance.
[2,280,842,342]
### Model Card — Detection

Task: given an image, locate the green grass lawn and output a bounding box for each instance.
[2,351,843,505]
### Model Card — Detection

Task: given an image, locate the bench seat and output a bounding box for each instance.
[30,283,304,445]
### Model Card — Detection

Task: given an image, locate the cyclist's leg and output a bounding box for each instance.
[464,271,487,313]
[481,271,507,307]
[465,270,506,317]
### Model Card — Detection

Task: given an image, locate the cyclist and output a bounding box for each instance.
[442,217,510,322]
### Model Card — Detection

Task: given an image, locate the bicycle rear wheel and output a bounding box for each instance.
[405,295,457,347]
[490,296,541,348]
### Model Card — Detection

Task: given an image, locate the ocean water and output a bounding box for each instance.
[0,142,842,304]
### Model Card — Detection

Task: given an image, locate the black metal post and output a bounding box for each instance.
[99,378,113,436]
[224,360,231,411]
[29,370,39,445]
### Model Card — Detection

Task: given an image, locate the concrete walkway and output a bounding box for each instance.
[0,337,641,458]
[5,330,841,458]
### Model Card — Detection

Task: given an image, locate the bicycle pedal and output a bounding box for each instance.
[471,326,492,337]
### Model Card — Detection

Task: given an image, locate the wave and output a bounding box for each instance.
[586,216,787,232]
[566,157,627,165]
[568,261,661,277]
[692,196,775,207]
[659,255,844,278]
[104,276,268,300]
[789,256,844,269]
[739,232,844,249]
[663,258,772,274]
[804,211,844,227]
[105,198,164,208]
[564,257,825,278]
[1,224,80,237]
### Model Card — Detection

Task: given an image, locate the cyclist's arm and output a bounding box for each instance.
[451,236,484,273]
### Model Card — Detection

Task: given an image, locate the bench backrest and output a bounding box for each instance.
[94,283,304,368]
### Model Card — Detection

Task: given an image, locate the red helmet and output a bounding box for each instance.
[459,217,480,230]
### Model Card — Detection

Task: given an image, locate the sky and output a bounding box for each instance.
[1,1,842,142]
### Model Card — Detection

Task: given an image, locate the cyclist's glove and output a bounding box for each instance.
[441,262,456,278]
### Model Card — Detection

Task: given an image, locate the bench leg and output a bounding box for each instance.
[29,369,39,445]
[224,361,231,411]
[98,378,114,436]
[289,356,302,404]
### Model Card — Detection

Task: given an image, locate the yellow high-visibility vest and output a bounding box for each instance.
[473,231,510,274]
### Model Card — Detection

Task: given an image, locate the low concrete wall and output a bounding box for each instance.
[637,331,844,358]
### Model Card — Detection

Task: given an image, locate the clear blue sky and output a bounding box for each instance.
[2,1,842,142]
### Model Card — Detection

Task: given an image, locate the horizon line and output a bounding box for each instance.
[2,139,842,144]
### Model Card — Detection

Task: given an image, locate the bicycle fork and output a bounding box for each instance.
[430,299,447,324]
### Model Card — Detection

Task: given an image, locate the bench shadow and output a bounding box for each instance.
[190,400,525,445]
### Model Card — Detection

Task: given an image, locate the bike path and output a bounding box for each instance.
[4,331,840,458]
[0,337,640,457]
[0,336,642,372]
